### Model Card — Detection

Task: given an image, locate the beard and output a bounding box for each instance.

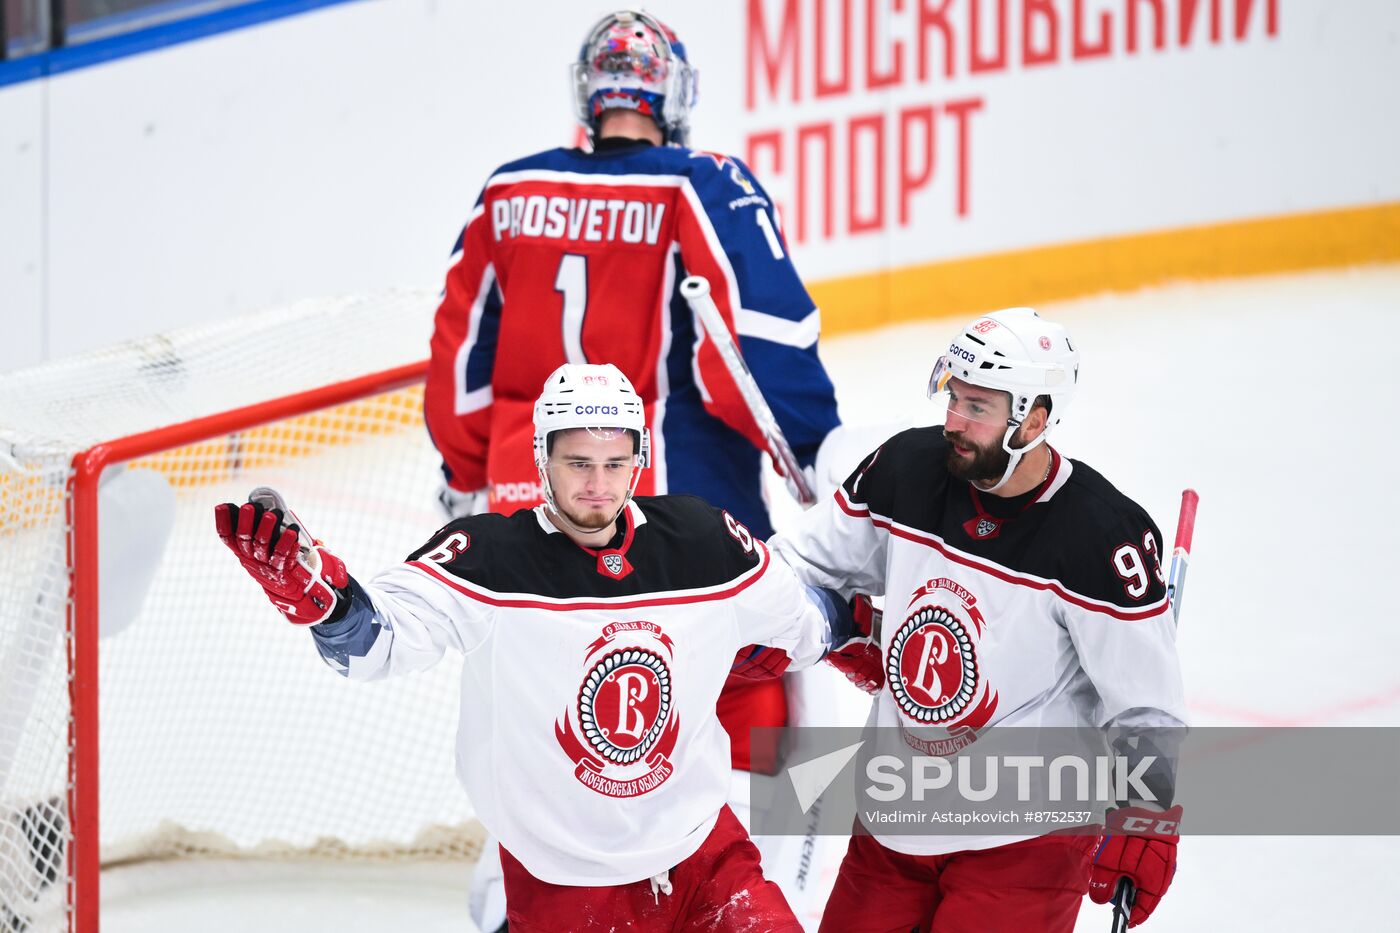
[558,498,618,531]
[944,428,1013,484]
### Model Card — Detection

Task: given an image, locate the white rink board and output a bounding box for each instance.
[0,80,45,366]
[98,266,1400,931]
[4,0,1399,371]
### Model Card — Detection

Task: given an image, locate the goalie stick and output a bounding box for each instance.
[1110,487,1199,932]
[679,275,816,505]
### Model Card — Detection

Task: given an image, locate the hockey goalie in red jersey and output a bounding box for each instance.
[423,8,838,539]
[216,364,873,932]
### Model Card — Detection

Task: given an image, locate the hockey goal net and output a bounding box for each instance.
[0,293,484,931]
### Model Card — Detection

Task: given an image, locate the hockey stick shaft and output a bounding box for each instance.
[1110,487,1199,931]
[1110,878,1134,933]
[1167,488,1198,625]
[679,275,816,505]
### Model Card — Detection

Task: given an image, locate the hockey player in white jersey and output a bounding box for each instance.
[215,363,872,932]
[770,309,1188,931]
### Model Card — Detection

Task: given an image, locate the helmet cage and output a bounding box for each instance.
[571,10,697,146]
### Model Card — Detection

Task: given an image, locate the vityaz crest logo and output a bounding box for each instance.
[886,578,998,754]
[556,621,681,798]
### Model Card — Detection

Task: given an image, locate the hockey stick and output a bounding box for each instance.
[1165,488,1198,626]
[679,275,816,506]
[1110,488,1199,932]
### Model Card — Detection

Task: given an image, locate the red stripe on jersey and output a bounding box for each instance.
[834,489,1170,622]
[404,539,771,611]
[673,183,769,451]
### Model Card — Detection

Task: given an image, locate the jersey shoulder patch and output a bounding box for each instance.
[673,147,771,201]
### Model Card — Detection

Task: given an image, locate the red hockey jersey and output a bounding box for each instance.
[423,140,840,541]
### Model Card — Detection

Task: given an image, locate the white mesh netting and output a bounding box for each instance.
[0,293,485,931]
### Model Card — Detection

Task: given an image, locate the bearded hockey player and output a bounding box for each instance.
[770,309,1189,931]
[216,364,873,932]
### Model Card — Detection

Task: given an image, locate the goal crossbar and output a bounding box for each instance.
[63,360,428,929]
[0,292,486,932]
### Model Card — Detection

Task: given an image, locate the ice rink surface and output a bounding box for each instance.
[102,265,1400,931]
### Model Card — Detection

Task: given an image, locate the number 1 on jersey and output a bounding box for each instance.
[556,253,589,364]
[754,209,785,260]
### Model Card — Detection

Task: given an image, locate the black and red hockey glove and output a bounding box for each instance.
[1088,804,1182,927]
[214,488,349,625]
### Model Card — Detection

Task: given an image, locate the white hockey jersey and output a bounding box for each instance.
[771,427,1188,857]
[310,496,832,885]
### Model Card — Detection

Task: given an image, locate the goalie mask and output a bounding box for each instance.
[571,9,697,146]
[927,307,1079,492]
[533,363,651,521]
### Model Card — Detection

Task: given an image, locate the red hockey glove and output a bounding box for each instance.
[730,644,793,680]
[823,594,883,694]
[1088,804,1182,927]
[214,488,349,625]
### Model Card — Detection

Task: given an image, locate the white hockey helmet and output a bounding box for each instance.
[928,307,1079,490]
[571,9,698,146]
[533,363,651,514]
[929,307,1079,429]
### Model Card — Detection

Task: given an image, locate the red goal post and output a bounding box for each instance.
[0,293,485,931]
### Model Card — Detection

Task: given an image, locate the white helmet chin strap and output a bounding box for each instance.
[974,422,1051,494]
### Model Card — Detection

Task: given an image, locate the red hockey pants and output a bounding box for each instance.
[500,805,802,932]
[817,829,1095,933]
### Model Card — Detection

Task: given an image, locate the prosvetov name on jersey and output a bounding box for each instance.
[492,195,667,244]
